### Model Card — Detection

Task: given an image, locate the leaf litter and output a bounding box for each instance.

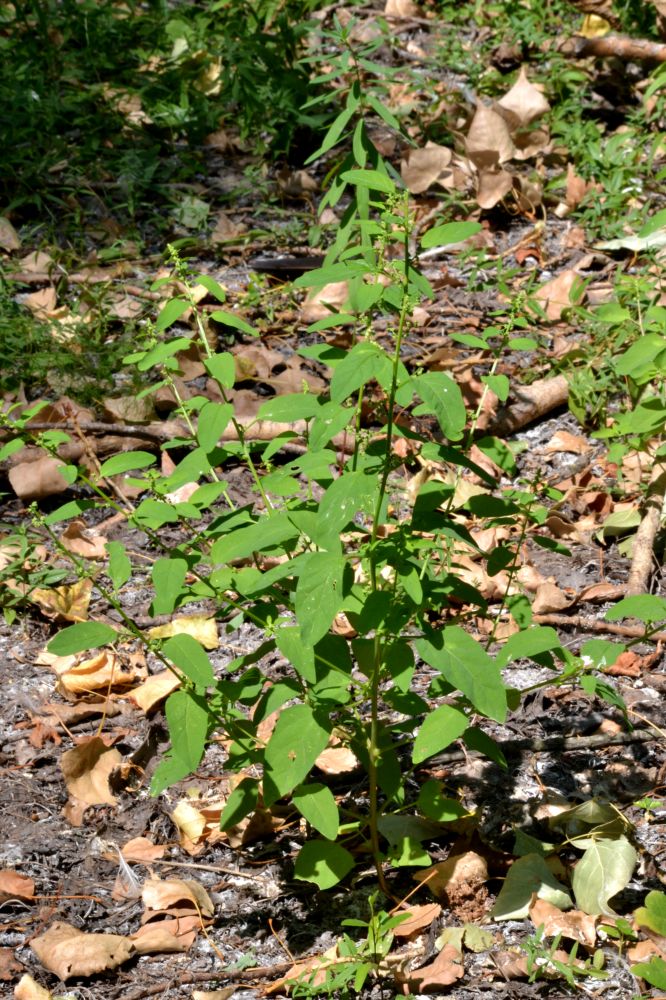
[2,1,666,999]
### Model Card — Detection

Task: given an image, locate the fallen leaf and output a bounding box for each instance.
[572,836,637,916]
[491,853,572,920]
[529,898,597,946]
[385,0,419,15]
[0,217,20,251]
[401,142,453,194]
[121,837,166,863]
[401,943,464,989]
[414,851,488,900]
[496,66,550,128]
[58,649,144,697]
[301,281,350,323]
[192,990,237,1000]
[31,922,134,980]
[535,269,585,321]
[0,871,35,903]
[31,579,93,622]
[14,975,52,999]
[147,615,219,649]
[129,670,182,712]
[466,104,515,167]
[544,430,590,455]
[60,736,122,808]
[141,877,214,917]
[60,520,108,559]
[8,456,71,501]
[315,743,361,775]
[532,582,572,613]
[393,903,442,938]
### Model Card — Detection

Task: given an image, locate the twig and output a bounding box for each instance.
[626,461,666,595]
[148,857,270,883]
[485,375,569,436]
[429,728,658,765]
[558,33,666,62]
[116,962,294,1000]
[533,611,666,642]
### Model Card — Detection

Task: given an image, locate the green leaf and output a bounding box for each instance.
[211,512,297,563]
[491,854,572,920]
[106,541,132,591]
[293,783,339,839]
[416,627,507,722]
[155,298,190,333]
[98,451,156,477]
[340,168,396,193]
[210,309,257,336]
[606,594,666,623]
[262,704,330,807]
[294,551,347,646]
[219,777,259,830]
[150,754,193,796]
[43,499,97,525]
[366,93,401,131]
[412,704,468,764]
[420,221,482,250]
[257,393,322,422]
[47,621,119,656]
[165,689,207,771]
[631,956,666,990]
[197,401,232,451]
[136,336,192,371]
[496,626,563,667]
[292,261,368,289]
[163,634,214,687]
[572,836,637,916]
[317,471,377,543]
[411,371,466,440]
[311,101,357,159]
[294,839,355,889]
[151,557,188,615]
[635,890,666,936]
[196,274,226,303]
[330,341,391,403]
[417,780,466,822]
[204,352,236,389]
[638,208,666,238]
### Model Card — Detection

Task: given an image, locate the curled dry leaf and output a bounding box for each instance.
[141,877,214,917]
[60,735,122,808]
[14,974,52,1000]
[0,871,35,903]
[147,615,219,649]
[0,216,20,251]
[400,942,464,990]
[31,921,134,981]
[30,579,92,622]
[131,878,214,954]
[476,168,514,210]
[58,650,145,697]
[129,670,181,713]
[496,66,550,129]
[315,742,361,776]
[535,269,585,321]
[529,897,598,947]
[532,582,572,614]
[59,520,108,559]
[401,142,453,194]
[392,903,442,938]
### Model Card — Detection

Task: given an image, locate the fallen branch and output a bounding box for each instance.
[558,33,666,62]
[430,727,657,764]
[626,460,666,595]
[533,611,666,642]
[485,374,569,436]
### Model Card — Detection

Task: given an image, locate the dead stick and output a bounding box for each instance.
[117,962,294,1000]
[626,461,666,595]
[558,33,666,62]
[533,612,666,641]
[430,728,658,764]
[485,374,569,436]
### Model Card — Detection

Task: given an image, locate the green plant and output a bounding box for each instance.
[0,521,67,625]
[523,925,607,987]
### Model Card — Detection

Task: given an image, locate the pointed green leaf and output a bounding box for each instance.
[412,705,468,764]
[631,956,666,989]
[204,352,236,389]
[151,557,188,615]
[294,551,346,646]
[164,689,207,771]
[47,621,119,656]
[416,627,507,722]
[219,777,259,830]
[421,221,482,250]
[294,839,355,889]
[210,310,257,336]
[340,168,396,193]
[330,341,392,403]
[491,854,572,920]
[635,891,666,936]
[197,401,232,451]
[163,633,214,687]
[572,836,637,916]
[196,274,226,303]
[293,783,339,839]
[155,298,190,333]
[106,541,132,591]
[263,704,330,806]
[98,451,156,477]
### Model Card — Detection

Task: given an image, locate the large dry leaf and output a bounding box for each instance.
[301,281,350,323]
[0,871,35,903]
[141,878,214,917]
[401,143,453,194]
[147,615,219,649]
[14,975,53,999]
[529,898,597,947]
[211,211,247,243]
[59,520,108,559]
[0,216,20,251]
[23,286,57,318]
[414,851,488,900]
[60,735,122,807]
[121,837,166,863]
[58,649,145,697]
[496,66,550,128]
[466,105,515,167]
[129,670,181,712]
[385,0,419,15]
[476,168,514,209]
[392,903,442,938]
[401,943,464,989]
[31,579,92,622]
[535,269,584,321]
[31,922,134,980]
[8,456,70,501]
[532,582,572,613]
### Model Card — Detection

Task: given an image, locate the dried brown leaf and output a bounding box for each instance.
[393,904,442,938]
[529,898,597,946]
[8,456,70,501]
[121,837,166,863]
[31,922,134,981]
[60,735,122,808]
[402,943,464,989]
[31,579,92,622]
[401,142,453,194]
[414,851,488,900]
[466,105,515,166]
[14,974,52,999]
[496,66,550,128]
[0,871,35,903]
[59,519,108,559]
[129,670,182,713]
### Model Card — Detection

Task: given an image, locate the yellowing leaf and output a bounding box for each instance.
[147,615,218,649]
[31,579,93,622]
